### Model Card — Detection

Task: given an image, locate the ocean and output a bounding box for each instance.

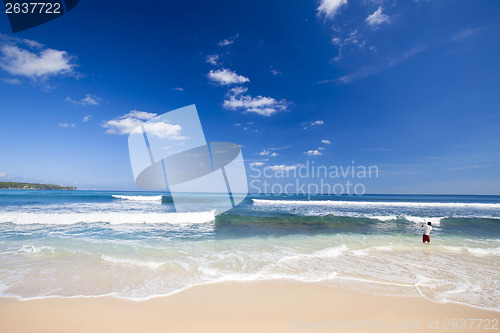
[0,190,499,311]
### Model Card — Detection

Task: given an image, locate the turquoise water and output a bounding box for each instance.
[0,190,499,310]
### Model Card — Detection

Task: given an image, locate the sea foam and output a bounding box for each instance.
[0,211,216,225]
[252,199,500,209]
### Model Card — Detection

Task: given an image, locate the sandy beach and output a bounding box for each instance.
[1,281,498,333]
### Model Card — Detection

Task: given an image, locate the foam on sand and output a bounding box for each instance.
[101,255,166,270]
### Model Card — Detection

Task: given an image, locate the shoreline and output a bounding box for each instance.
[1,280,498,333]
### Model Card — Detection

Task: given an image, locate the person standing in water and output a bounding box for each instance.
[421,221,432,243]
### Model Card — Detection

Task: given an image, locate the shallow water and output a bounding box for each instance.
[0,190,499,311]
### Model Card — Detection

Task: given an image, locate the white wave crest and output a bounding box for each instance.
[403,215,444,225]
[0,211,215,225]
[252,199,500,209]
[20,245,55,254]
[367,215,399,221]
[112,195,163,202]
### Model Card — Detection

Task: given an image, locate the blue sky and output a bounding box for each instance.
[0,0,499,194]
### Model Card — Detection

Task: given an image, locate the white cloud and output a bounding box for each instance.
[65,94,101,106]
[267,164,302,171]
[142,121,187,140]
[173,87,184,91]
[81,94,100,105]
[125,110,157,120]
[0,77,21,84]
[250,162,265,167]
[366,7,389,27]
[258,149,279,157]
[223,93,288,116]
[0,43,76,79]
[304,120,325,129]
[305,149,323,156]
[103,110,156,135]
[317,0,348,18]
[218,34,239,47]
[208,68,249,86]
[59,123,76,128]
[82,115,91,122]
[206,54,220,65]
[321,139,331,144]
[103,110,187,140]
[0,172,6,177]
[229,86,248,95]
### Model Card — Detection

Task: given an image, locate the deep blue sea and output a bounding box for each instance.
[0,190,499,310]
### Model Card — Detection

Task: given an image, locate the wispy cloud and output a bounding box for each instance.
[303,120,325,129]
[321,45,426,84]
[0,34,77,82]
[270,66,282,76]
[206,54,220,65]
[386,45,426,67]
[0,172,7,177]
[449,28,480,42]
[82,115,91,122]
[317,0,348,19]
[218,34,239,47]
[331,29,366,61]
[321,139,331,144]
[366,7,390,28]
[250,162,265,167]
[223,86,288,116]
[448,164,489,171]
[359,147,392,151]
[173,87,184,91]
[58,123,76,128]
[65,94,101,106]
[234,121,258,131]
[0,77,21,85]
[336,66,378,84]
[208,68,249,86]
[267,164,303,171]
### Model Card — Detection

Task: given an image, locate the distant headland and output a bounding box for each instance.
[0,182,77,190]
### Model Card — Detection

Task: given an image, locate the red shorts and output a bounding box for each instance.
[423,234,430,243]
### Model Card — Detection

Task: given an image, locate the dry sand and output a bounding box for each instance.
[0,281,498,333]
